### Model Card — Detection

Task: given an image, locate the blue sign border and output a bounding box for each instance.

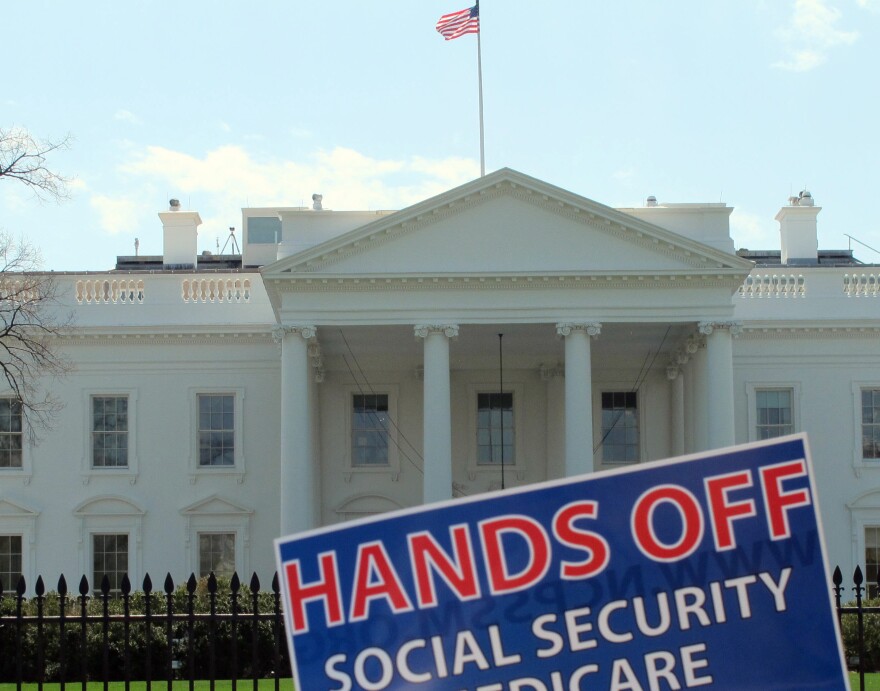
[276,435,847,690]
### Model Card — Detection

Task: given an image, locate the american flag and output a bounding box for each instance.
[435,4,480,41]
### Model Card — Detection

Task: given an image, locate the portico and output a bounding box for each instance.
[263,169,752,534]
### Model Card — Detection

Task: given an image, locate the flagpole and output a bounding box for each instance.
[477,0,485,176]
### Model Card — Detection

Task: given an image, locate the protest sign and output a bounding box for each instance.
[275,434,847,690]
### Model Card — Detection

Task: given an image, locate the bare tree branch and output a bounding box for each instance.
[0,125,73,438]
[0,127,71,203]
[0,234,71,441]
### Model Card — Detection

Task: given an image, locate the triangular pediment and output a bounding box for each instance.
[180,494,253,516]
[0,498,39,518]
[262,169,752,279]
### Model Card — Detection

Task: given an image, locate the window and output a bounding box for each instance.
[476,392,514,465]
[601,392,639,464]
[246,217,281,244]
[868,527,880,598]
[0,535,22,591]
[0,398,22,468]
[863,389,880,460]
[199,533,236,578]
[756,389,793,440]
[352,394,389,466]
[92,533,128,593]
[198,394,235,466]
[92,396,128,467]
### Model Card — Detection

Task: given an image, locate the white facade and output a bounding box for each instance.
[1,168,879,593]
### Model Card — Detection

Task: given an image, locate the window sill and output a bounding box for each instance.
[81,469,138,485]
[0,468,32,485]
[466,464,525,481]
[343,466,400,482]
[189,467,245,484]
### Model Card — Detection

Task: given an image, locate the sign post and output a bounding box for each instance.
[276,435,847,690]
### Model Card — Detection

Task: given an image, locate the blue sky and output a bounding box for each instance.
[3,0,879,270]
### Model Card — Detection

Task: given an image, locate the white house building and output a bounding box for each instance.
[1,168,879,594]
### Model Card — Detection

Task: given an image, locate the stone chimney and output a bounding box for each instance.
[777,191,820,265]
[159,199,202,268]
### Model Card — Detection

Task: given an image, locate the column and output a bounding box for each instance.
[541,364,566,480]
[556,322,601,476]
[699,320,742,449]
[682,340,698,454]
[693,337,708,452]
[667,364,685,457]
[415,324,458,504]
[275,324,316,536]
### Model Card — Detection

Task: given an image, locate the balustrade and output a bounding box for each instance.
[739,273,805,298]
[181,277,251,303]
[844,273,879,298]
[75,279,145,304]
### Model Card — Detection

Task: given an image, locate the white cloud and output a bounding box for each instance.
[612,168,635,181]
[90,195,147,235]
[773,0,858,71]
[96,144,480,245]
[857,0,880,10]
[114,109,143,125]
[730,209,776,250]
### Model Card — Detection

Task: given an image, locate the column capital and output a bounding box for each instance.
[414,324,459,339]
[698,320,743,337]
[666,364,680,380]
[272,324,317,344]
[556,321,602,338]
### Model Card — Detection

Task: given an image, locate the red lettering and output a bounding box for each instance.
[479,515,551,594]
[553,501,610,579]
[761,459,811,539]
[631,485,704,562]
[705,470,756,551]
[349,541,413,621]
[284,551,343,634]
[408,525,480,607]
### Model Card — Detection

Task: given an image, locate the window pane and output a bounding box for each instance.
[91,396,128,468]
[92,534,128,593]
[864,390,880,460]
[0,535,22,590]
[868,527,880,597]
[601,391,638,465]
[0,399,22,468]
[351,394,390,467]
[199,533,236,578]
[755,388,793,440]
[476,392,514,465]
[198,395,235,466]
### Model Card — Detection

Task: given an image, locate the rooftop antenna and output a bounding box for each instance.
[220,226,241,255]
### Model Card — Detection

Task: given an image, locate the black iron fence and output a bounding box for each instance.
[834,565,880,691]
[3,566,880,687]
[0,570,288,688]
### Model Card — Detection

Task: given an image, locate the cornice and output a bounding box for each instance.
[59,331,274,346]
[739,325,880,339]
[268,177,749,276]
[268,272,746,294]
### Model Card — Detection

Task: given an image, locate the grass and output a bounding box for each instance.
[0,683,293,691]
[851,672,880,690]
[6,679,880,691]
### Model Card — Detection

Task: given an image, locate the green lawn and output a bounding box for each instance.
[0,682,293,691]
[851,672,880,690]
[3,679,879,691]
